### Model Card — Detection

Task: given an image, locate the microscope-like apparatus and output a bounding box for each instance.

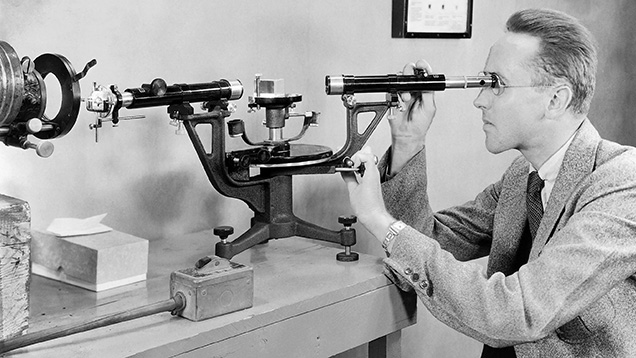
[84,70,496,263]
[0,36,495,264]
[0,39,496,265]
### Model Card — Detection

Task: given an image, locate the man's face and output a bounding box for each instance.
[473,33,550,154]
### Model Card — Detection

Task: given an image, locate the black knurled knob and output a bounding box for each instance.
[214,226,234,240]
[338,215,357,227]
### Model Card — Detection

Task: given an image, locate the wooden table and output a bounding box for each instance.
[7,230,416,357]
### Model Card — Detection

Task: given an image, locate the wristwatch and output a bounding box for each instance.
[382,220,407,254]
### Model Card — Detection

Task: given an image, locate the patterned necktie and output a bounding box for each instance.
[481,172,546,358]
[527,171,545,240]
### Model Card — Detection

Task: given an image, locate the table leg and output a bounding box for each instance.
[368,330,402,358]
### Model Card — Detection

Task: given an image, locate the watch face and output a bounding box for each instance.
[391,221,406,232]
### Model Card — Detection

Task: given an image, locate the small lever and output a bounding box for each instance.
[335,156,366,177]
[73,59,97,82]
[22,139,54,158]
[194,255,231,274]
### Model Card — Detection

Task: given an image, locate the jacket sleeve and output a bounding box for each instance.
[382,150,636,347]
[380,146,498,262]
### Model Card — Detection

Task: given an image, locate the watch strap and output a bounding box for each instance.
[382,220,407,252]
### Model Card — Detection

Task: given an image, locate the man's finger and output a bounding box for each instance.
[341,171,360,193]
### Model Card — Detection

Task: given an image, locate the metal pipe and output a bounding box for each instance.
[325,73,495,95]
[0,294,185,354]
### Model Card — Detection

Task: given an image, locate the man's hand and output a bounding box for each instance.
[388,59,437,176]
[341,146,396,243]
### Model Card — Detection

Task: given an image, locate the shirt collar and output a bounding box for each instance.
[536,138,571,183]
[530,128,578,207]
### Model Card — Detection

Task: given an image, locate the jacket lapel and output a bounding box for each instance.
[488,159,529,276]
[529,119,601,259]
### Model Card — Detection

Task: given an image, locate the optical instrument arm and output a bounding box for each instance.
[325,72,495,95]
[86,78,242,121]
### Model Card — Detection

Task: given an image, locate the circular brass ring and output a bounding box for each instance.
[0,41,24,127]
[33,53,81,139]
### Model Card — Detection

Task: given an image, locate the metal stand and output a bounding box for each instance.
[84,74,402,261]
[173,95,393,261]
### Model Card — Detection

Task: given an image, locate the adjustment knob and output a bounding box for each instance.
[257,149,272,163]
[23,140,54,158]
[34,141,54,158]
[338,215,357,227]
[214,226,234,242]
[227,119,245,137]
[25,118,43,133]
[150,78,167,96]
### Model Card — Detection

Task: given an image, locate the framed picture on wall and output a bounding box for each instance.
[392,0,473,38]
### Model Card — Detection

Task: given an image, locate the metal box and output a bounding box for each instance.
[170,257,253,321]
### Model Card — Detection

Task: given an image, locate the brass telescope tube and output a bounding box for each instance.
[325,73,495,95]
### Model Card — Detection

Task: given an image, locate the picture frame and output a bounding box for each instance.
[392,0,474,39]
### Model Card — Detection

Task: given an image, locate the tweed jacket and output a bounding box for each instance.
[380,119,636,357]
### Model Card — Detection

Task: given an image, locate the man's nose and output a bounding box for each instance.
[473,88,489,110]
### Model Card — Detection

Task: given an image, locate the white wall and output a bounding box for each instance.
[1,1,632,357]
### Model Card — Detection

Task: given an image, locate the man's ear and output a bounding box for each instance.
[546,85,573,118]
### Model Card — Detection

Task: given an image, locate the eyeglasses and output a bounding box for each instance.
[479,71,554,96]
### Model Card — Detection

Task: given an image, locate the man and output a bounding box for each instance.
[342,8,636,358]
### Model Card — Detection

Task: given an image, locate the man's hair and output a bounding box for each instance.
[506,8,597,115]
